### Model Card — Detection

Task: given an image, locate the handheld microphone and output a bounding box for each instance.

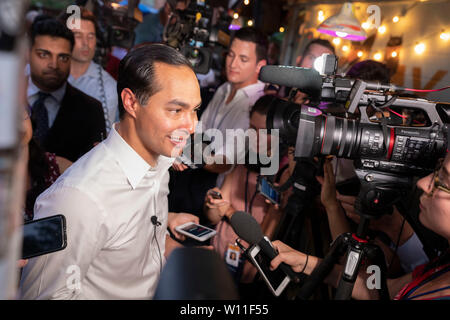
[259,65,323,99]
[151,216,161,226]
[229,211,300,283]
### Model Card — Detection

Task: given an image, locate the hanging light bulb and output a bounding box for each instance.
[374,52,383,61]
[342,45,349,52]
[414,43,426,54]
[279,27,285,33]
[362,21,370,29]
[247,20,253,27]
[333,37,341,45]
[440,32,450,41]
[378,25,387,34]
[233,12,239,19]
[357,51,363,57]
[393,16,399,23]
[391,51,398,58]
[244,0,250,5]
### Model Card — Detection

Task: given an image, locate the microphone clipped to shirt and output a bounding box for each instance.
[229,211,300,283]
[151,216,161,226]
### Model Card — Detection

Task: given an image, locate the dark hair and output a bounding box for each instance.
[117,43,193,119]
[346,60,391,84]
[302,39,335,56]
[30,15,75,50]
[231,27,268,62]
[250,94,278,117]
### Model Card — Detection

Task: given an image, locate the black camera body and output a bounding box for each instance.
[164,0,231,74]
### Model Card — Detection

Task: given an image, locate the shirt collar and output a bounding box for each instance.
[224,80,265,99]
[103,124,174,189]
[84,61,98,78]
[27,76,66,104]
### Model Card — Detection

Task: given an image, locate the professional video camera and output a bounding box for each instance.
[163,0,231,74]
[262,54,449,217]
[89,0,141,50]
[261,54,450,300]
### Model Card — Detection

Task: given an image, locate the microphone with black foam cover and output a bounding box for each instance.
[229,211,300,283]
[259,65,323,100]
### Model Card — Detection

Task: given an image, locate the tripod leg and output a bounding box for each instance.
[365,244,390,300]
[297,233,348,300]
[334,244,364,300]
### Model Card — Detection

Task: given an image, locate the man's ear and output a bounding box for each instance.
[256,59,267,74]
[120,88,139,119]
[295,55,302,67]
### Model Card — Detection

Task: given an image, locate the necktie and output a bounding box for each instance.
[31,92,51,145]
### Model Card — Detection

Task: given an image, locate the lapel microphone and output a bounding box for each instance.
[151,216,161,226]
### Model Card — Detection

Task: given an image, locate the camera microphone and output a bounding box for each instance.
[229,211,300,283]
[259,65,323,99]
[151,216,161,226]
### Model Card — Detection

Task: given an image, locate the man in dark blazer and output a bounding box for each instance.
[27,16,106,163]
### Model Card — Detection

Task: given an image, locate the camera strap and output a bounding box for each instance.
[97,64,112,134]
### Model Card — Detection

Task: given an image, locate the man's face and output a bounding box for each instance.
[72,19,96,63]
[293,43,334,104]
[226,38,265,89]
[29,35,72,92]
[133,63,201,162]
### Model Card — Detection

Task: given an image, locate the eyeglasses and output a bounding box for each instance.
[428,159,450,196]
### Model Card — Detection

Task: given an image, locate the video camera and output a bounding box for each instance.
[261,54,449,218]
[89,0,141,50]
[163,0,231,74]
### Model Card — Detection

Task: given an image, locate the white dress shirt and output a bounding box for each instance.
[68,61,119,129]
[19,124,174,300]
[200,80,265,186]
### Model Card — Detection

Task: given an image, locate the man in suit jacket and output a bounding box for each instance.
[27,15,106,163]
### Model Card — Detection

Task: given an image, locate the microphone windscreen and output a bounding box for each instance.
[259,65,323,98]
[229,211,263,245]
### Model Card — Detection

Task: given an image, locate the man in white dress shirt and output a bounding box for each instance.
[19,44,202,299]
[65,8,118,133]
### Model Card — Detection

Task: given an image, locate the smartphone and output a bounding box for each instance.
[208,190,222,199]
[22,214,67,259]
[175,222,217,242]
[247,244,290,296]
[257,177,280,205]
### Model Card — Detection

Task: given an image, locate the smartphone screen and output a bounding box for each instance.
[253,248,287,291]
[259,178,280,204]
[180,224,214,238]
[22,215,67,259]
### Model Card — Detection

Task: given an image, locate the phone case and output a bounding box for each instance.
[175,222,217,241]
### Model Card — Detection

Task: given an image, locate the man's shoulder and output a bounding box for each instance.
[63,83,103,113]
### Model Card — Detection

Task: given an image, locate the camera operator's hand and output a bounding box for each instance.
[316,158,339,210]
[269,240,316,274]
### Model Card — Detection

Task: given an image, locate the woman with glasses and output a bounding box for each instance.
[269,153,450,300]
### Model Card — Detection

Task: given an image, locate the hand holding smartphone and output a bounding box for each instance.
[257,177,280,205]
[175,222,217,242]
[22,214,67,259]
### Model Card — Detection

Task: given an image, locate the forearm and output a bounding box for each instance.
[325,203,351,241]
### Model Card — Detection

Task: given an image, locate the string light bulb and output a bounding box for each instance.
[374,52,383,61]
[362,21,370,29]
[332,37,341,45]
[318,10,325,22]
[414,42,426,54]
[393,16,399,23]
[342,45,349,52]
[378,25,386,34]
[244,0,250,5]
[357,51,363,57]
[233,12,239,19]
[247,20,253,26]
[279,27,285,33]
[440,32,450,41]
[391,51,398,58]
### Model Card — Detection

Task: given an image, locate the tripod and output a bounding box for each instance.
[297,168,413,300]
